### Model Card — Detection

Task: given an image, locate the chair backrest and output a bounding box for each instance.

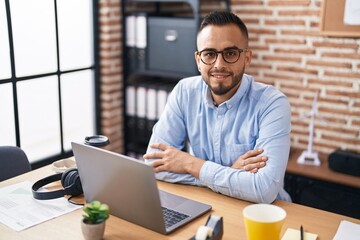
[0,146,31,181]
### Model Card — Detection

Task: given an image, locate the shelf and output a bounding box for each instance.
[122,0,230,156]
[123,0,199,17]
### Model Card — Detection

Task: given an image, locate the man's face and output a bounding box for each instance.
[195,24,251,103]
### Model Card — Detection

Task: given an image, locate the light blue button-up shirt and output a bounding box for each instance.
[145,74,291,203]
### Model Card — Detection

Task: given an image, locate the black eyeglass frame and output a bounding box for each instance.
[197,47,248,65]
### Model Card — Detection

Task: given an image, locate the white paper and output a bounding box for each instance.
[333,220,360,240]
[344,0,360,25]
[0,181,82,231]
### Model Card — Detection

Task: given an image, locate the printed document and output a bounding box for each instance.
[333,220,360,240]
[0,181,81,231]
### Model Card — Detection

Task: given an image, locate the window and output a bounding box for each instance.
[0,0,99,168]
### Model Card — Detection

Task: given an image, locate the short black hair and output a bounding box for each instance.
[198,11,248,40]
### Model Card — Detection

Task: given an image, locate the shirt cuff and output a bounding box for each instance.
[199,161,219,187]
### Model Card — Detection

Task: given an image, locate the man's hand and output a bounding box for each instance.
[143,143,205,178]
[231,149,268,173]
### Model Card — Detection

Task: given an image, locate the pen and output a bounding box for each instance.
[300,225,304,240]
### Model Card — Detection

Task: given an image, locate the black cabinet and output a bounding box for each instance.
[121,0,230,158]
[285,173,360,219]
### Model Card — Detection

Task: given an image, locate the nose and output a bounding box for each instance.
[213,52,226,69]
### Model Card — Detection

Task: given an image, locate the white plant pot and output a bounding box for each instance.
[81,219,106,240]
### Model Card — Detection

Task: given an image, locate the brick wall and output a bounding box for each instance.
[99,0,123,153]
[99,0,360,155]
[231,0,360,154]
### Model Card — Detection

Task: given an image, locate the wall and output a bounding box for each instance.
[231,0,360,154]
[99,0,123,153]
[98,0,360,155]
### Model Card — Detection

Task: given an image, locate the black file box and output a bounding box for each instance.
[147,17,198,76]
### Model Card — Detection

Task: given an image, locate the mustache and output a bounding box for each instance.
[209,69,233,75]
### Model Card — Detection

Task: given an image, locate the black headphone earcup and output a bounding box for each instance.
[61,168,83,196]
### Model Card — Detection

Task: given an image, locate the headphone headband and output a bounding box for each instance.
[32,168,83,200]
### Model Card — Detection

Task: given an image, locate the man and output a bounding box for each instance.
[143,11,291,203]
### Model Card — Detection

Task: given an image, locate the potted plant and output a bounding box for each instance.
[81,200,110,240]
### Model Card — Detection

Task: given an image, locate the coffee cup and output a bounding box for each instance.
[84,135,110,148]
[243,203,286,240]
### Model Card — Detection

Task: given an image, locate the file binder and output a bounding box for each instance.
[125,15,137,73]
[135,14,147,71]
[125,79,177,156]
[125,83,138,144]
[145,83,158,142]
[135,82,148,145]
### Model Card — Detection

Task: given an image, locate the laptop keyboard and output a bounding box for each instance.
[162,207,189,228]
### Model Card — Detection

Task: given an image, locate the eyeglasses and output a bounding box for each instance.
[197,48,247,65]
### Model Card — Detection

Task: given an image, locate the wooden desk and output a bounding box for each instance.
[286,149,360,218]
[1,164,360,240]
[287,149,360,189]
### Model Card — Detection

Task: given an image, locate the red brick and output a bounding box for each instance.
[248,28,276,35]
[353,120,360,127]
[319,106,360,117]
[242,18,261,24]
[310,21,319,28]
[249,45,270,51]
[235,9,273,15]
[231,0,263,6]
[312,41,359,49]
[274,48,316,54]
[263,55,302,63]
[307,79,353,88]
[321,52,360,60]
[281,30,320,36]
[354,102,360,108]
[265,38,306,45]
[311,141,344,152]
[284,92,301,99]
[324,71,360,79]
[321,116,347,125]
[249,63,272,69]
[326,90,360,98]
[277,66,318,75]
[306,60,352,69]
[264,73,303,81]
[291,129,308,136]
[316,125,358,136]
[265,19,306,26]
[278,10,319,16]
[321,134,360,145]
[268,0,310,6]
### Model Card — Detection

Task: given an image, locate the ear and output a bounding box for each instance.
[244,49,252,70]
[194,51,202,71]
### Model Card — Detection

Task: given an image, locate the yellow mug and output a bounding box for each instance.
[243,203,286,240]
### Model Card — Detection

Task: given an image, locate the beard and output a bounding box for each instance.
[203,62,246,96]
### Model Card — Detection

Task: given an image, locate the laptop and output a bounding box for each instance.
[71,142,212,234]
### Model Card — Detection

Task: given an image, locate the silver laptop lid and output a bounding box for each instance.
[71,142,211,234]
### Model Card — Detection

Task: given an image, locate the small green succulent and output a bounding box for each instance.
[82,200,110,224]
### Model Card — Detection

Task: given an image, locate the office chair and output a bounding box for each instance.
[0,146,31,181]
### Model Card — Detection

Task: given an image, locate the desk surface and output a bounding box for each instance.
[1,164,360,240]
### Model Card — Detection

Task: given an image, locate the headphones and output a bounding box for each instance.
[32,168,83,200]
